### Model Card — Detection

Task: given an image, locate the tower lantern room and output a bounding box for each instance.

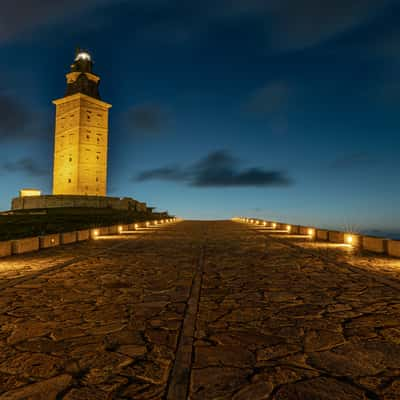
[52,49,111,196]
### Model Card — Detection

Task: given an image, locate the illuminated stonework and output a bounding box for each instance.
[52,50,111,196]
[19,189,41,197]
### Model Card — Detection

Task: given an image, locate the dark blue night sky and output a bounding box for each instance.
[0,1,399,235]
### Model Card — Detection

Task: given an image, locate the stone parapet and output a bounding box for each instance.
[60,232,77,244]
[362,236,388,253]
[238,217,399,258]
[77,230,90,241]
[328,231,345,243]
[12,237,40,254]
[11,195,147,212]
[0,218,174,258]
[0,241,12,257]
[40,234,60,249]
[388,241,400,258]
[316,229,329,241]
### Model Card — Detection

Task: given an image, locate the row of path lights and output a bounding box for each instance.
[91,217,179,239]
[233,217,355,248]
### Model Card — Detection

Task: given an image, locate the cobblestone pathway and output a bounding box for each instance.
[0,221,400,399]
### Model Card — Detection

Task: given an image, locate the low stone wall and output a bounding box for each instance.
[0,218,177,259]
[363,236,387,253]
[40,234,60,249]
[316,229,329,241]
[11,194,148,212]
[77,230,90,241]
[0,241,12,257]
[108,225,119,234]
[99,227,110,235]
[12,237,40,254]
[328,231,345,243]
[60,232,77,244]
[388,241,400,258]
[238,218,400,258]
[299,227,310,235]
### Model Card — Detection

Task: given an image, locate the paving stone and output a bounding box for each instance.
[272,376,367,399]
[0,221,399,399]
[0,374,72,400]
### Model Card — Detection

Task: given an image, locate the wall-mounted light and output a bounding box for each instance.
[146,222,150,227]
[287,225,291,232]
[118,225,123,233]
[92,229,99,238]
[263,221,267,226]
[272,223,277,229]
[308,228,315,237]
[345,234,354,245]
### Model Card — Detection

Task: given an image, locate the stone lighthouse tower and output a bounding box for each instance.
[52,49,111,196]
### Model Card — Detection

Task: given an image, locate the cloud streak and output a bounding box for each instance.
[244,81,291,116]
[2,158,48,177]
[136,150,291,187]
[330,152,378,169]
[126,103,170,134]
[1,0,393,53]
[0,0,121,44]
[0,94,32,140]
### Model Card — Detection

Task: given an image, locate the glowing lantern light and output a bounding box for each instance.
[146,222,150,227]
[308,228,315,237]
[134,224,139,230]
[75,51,91,61]
[287,225,291,232]
[272,223,277,229]
[345,234,354,245]
[118,225,123,233]
[92,229,99,238]
[263,221,267,226]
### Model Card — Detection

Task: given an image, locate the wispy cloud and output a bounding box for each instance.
[330,152,378,169]
[243,81,292,134]
[135,0,394,51]
[0,0,121,44]
[136,150,291,187]
[1,0,394,53]
[2,157,48,177]
[0,94,32,140]
[125,103,171,134]
[245,81,291,116]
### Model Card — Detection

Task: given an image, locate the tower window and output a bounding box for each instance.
[86,135,90,139]
[68,179,71,183]
[96,177,99,182]
[69,157,72,162]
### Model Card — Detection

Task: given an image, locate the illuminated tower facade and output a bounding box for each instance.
[52,50,111,196]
